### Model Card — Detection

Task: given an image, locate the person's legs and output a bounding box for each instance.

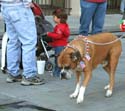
[14,6,37,78]
[2,5,44,85]
[16,6,45,85]
[1,6,21,76]
[120,0,125,13]
[53,46,64,77]
[91,2,107,34]
[79,0,97,36]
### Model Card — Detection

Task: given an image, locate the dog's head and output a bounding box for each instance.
[58,46,81,80]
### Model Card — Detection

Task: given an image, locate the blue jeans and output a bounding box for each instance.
[120,0,125,13]
[1,4,37,78]
[79,0,107,36]
[53,46,64,77]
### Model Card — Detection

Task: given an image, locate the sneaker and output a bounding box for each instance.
[6,74,22,83]
[21,76,45,86]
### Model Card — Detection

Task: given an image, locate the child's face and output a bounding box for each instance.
[53,16,60,24]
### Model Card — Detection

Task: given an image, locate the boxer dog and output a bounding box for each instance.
[58,33,122,104]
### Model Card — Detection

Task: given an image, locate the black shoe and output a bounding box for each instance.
[6,74,22,83]
[21,76,45,86]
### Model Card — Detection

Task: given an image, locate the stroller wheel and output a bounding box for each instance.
[45,61,53,71]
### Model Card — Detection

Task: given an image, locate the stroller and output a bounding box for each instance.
[1,2,54,73]
[32,2,54,71]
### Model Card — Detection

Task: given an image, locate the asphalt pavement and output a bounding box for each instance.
[0,13,125,111]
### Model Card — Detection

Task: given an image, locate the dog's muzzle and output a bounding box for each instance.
[60,69,72,80]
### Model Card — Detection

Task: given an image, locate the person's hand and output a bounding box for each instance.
[41,32,48,37]
[41,32,52,42]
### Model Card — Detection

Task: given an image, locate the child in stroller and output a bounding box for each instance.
[1,2,54,73]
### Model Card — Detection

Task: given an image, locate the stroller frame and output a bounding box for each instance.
[40,37,54,71]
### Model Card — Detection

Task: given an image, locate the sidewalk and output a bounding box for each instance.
[0,39,125,111]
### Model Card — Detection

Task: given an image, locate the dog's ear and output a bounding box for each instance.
[70,51,81,62]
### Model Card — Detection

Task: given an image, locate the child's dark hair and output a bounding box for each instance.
[52,8,68,23]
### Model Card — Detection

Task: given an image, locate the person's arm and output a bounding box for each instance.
[47,24,70,39]
[47,27,65,40]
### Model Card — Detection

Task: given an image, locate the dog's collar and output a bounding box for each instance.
[66,44,78,52]
[79,54,91,69]
[76,35,90,55]
[76,35,91,69]
[66,35,91,58]
[65,36,91,68]
[66,35,89,52]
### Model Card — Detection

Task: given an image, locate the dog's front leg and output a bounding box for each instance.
[77,71,92,104]
[70,71,81,99]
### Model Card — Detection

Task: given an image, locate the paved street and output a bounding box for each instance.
[0,38,125,111]
[0,13,125,111]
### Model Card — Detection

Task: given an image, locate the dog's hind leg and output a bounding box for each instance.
[103,63,110,90]
[103,55,119,97]
[70,71,81,99]
[103,64,113,97]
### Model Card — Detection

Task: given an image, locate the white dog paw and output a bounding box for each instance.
[70,92,78,99]
[104,84,110,90]
[105,89,112,97]
[76,96,84,104]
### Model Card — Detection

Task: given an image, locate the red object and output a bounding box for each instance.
[31,2,43,16]
[86,0,106,3]
[47,23,70,47]
[120,24,125,32]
